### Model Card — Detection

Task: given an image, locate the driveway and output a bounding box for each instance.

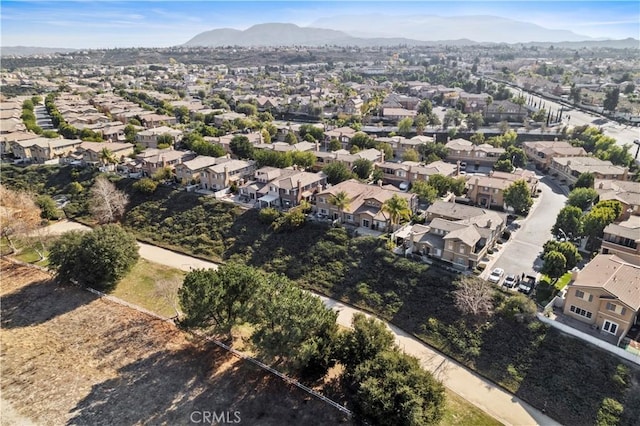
[46,220,559,426]
[484,175,567,280]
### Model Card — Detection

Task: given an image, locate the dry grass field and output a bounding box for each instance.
[0,259,351,426]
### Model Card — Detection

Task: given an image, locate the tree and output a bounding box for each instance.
[541,251,567,282]
[470,132,485,145]
[0,186,41,253]
[417,99,433,115]
[543,240,581,270]
[427,174,452,197]
[156,133,174,148]
[352,158,373,180]
[229,135,254,159]
[89,176,129,224]
[398,117,413,136]
[410,180,438,204]
[291,151,316,169]
[414,114,428,135]
[594,200,623,219]
[553,206,583,239]
[443,109,464,128]
[582,205,618,243]
[338,313,395,372]
[567,187,599,210]
[49,225,139,291]
[382,194,411,231]
[251,273,338,373]
[569,85,582,104]
[351,350,445,426]
[132,178,158,194]
[99,148,117,167]
[500,146,527,168]
[376,142,393,161]
[493,159,514,173]
[420,143,448,161]
[466,112,484,130]
[574,172,594,189]
[36,195,60,220]
[504,179,533,215]
[324,162,353,185]
[178,263,264,330]
[235,103,257,116]
[284,131,298,145]
[328,138,341,151]
[453,278,494,318]
[402,148,420,162]
[603,87,620,113]
[329,190,351,222]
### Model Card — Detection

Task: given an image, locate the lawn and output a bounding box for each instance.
[111,259,185,318]
[441,390,503,426]
[535,271,573,305]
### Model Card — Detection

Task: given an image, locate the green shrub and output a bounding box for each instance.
[596,398,623,426]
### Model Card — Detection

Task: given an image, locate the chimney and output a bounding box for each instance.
[598,182,604,189]
[571,268,579,282]
[378,179,383,187]
[297,179,303,202]
[486,219,492,229]
[224,166,229,186]
[475,177,480,185]
[316,141,320,152]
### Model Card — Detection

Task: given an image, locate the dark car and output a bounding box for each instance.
[518,275,537,295]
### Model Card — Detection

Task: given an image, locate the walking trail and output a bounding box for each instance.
[46,220,560,426]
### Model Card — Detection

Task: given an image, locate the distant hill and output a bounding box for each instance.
[1,46,77,57]
[310,14,593,44]
[523,38,640,49]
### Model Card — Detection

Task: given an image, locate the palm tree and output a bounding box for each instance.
[328,191,350,223]
[382,194,411,232]
[99,148,117,169]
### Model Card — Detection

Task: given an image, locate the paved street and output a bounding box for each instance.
[483,174,568,281]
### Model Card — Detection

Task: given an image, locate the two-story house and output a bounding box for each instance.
[174,155,221,184]
[313,148,383,172]
[594,179,640,219]
[375,160,458,188]
[11,137,83,164]
[550,157,629,186]
[135,148,196,176]
[601,216,640,266]
[445,138,505,168]
[563,254,640,345]
[247,167,327,209]
[483,100,527,122]
[77,141,134,165]
[200,159,256,191]
[523,140,587,171]
[135,126,183,149]
[466,170,539,209]
[315,179,417,231]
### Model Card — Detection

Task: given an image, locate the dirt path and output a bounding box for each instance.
[45,220,559,425]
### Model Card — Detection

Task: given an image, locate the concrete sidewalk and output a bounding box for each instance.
[47,220,559,426]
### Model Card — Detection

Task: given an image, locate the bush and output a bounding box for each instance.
[596,398,624,426]
[133,178,158,194]
[258,207,281,224]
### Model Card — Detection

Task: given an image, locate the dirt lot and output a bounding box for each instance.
[0,259,351,425]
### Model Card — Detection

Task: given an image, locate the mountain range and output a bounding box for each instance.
[183,20,639,48]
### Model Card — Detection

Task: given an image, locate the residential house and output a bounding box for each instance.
[445,138,505,167]
[594,179,640,219]
[601,216,640,266]
[313,148,383,172]
[139,113,177,128]
[315,179,417,231]
[135,148,196,176]
[213,112,247,126]
[11,137,83,164]
[550,157,629,186]
[396,200,506,270]
[484,100,527,122]
[1,131,38,156]
[563,254,640,345]
[375,160,458,188]
[135,126,183,149]
[382,108,418,122]
[523,140,588,171]
[243,167,327,209]
[466,169,539,209]
[200,159,256,191]
[324,126,357,149]
[174,155,221,184]
[77,141,134,165]
[344,97,364,116]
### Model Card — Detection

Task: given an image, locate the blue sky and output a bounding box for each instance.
[1,1,638,48]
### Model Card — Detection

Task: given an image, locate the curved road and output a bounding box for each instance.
[46,220,559,426]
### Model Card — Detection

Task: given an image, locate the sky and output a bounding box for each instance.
[1,1,638,49]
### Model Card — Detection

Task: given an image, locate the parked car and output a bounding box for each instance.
[488,267,504,283]
[518,275,537,295]
[503,273,519,288]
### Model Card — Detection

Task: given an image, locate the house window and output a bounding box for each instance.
[606,302,616,312]
[448,242,454,249]
[575,289,584,299]
[320,208,327,215]
[569,305,593,319]
[459,246,465,254]
[602,320,618,335]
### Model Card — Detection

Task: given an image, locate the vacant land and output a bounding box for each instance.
[0,259,351,425]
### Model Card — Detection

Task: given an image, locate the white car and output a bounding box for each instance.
[488,268,505,283]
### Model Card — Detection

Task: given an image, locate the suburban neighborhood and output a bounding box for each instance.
[1,12,640,426]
